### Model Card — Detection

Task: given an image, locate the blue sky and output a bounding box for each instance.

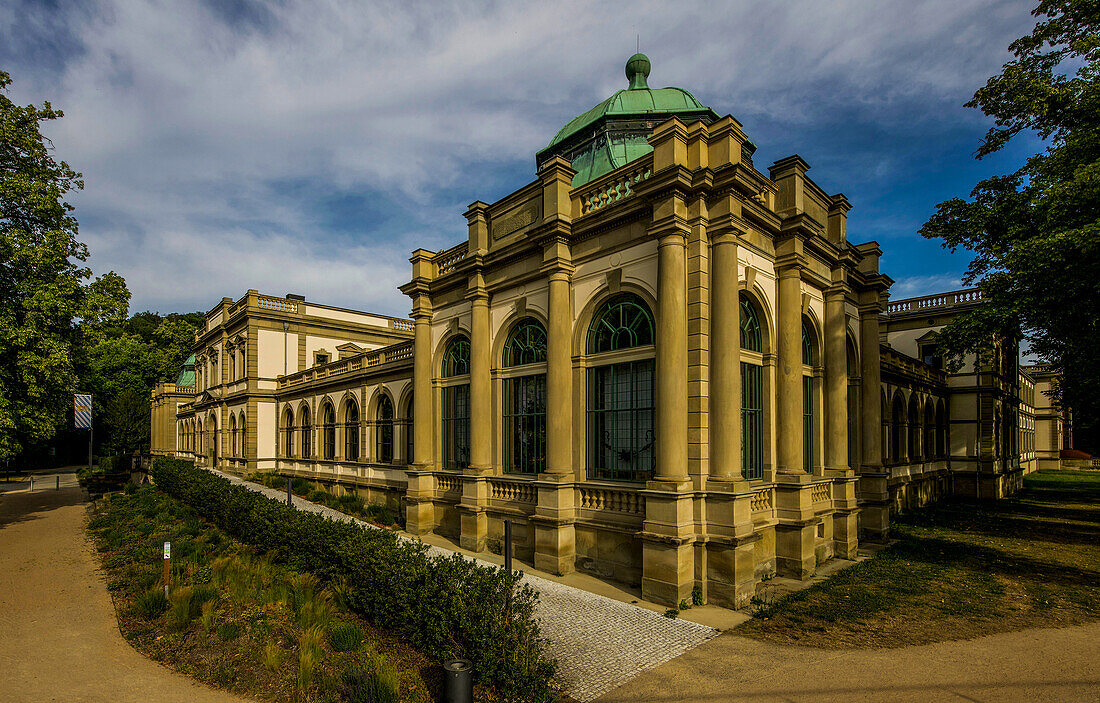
[1,0,1041,317]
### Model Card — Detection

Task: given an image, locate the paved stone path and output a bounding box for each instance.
[211,470,718,701]
[0,471,245,702]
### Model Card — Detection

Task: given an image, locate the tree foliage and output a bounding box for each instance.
[0,69,129,459]
[80,311,202,454]
[920,0,1100,439]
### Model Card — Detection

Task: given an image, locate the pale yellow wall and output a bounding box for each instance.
[257,328,297,377]
[306,335,360,364]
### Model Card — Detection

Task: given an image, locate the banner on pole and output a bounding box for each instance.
[74,394,92,429]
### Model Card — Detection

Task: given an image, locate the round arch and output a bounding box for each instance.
[571,283,658,357]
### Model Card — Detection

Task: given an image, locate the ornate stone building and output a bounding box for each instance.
[151,55,1059,608]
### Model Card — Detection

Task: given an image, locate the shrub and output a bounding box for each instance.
[217,622,240,641]
[150,457,555,700]
[338,494,365,514]
[308,489,329,504]
[339,654,400,703]
[134,588,169,618]
[168,586,196,629]
[328,622,363,652]
[291,478,312,495]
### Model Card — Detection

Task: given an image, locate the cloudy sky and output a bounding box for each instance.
[2,0,1041,317]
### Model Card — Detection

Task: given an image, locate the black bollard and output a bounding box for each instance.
[56,475,60,490]
[443,658,472,703]
[286,476,293,506]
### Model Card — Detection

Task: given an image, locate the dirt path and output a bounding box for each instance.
[596,621,1100,702]
[0,472,247,703]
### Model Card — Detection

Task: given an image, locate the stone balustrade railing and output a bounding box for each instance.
[277,340,415,388]
[750,488,773,513]
[489,478,536,504]
[257,295,299,313]
[436,473,462,496]
[435,243,468,276]
[811,482,831,504]
[578,485,645,516]
[886,288,982,315]
[575,156,653,217]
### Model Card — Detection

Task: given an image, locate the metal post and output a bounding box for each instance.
[504,519,513,575]
[56,475,60,490]
[443,658,472,703]
[29,475,33,492]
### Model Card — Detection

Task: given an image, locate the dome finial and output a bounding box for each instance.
[626,53,650,90]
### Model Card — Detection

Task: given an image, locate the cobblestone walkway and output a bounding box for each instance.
[209,469,718,701]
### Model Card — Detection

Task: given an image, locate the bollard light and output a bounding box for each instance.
[442,658,472,703]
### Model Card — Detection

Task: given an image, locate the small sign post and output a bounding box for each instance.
[163,541,171,598]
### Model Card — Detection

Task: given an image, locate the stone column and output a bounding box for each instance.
[774,264,816,579]
[641,224,695,606]
[405,290,436,535]
[825,284,859,557]
[460,276,492,552]
[858,295,889,539]
[533,264,577,574]
[705,222,757,608]
[709,230,741,482]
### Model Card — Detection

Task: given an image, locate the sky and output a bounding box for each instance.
[1,0,1044,317]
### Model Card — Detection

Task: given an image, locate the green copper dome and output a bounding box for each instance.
[538,54,717,186]
[176,353,196,388]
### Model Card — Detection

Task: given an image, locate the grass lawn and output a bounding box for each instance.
[735,469,1100,648]
[89,486,448,702]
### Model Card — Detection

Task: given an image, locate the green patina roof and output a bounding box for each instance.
[540,54,716,186]
[176,353,196,387]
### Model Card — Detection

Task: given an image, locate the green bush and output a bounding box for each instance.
[217,622,240,641]
[292,478,313,494]
[150,457,554,700]
[328,622,363,652]
[338,494,365,514]
[308,489,330,504]
[134,588,169,618]
[339,655,399,703]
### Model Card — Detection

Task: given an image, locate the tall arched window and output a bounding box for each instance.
[404,399,414,465]
[197,419,203,456]
[586,294,655,482]
[282,409,294,457]
[908,396,920,461]
[300,405,312,459]
[847,340,859,469]
[441,336,470,469]
[502,318,547,474]
[344,399,360,462]
[740,294,764,480]
[802,320,816,473]
[936,400,947,458]
[924,402,936,461]
[238,413,246,457]
[229,415,237,456]
[891,395,905,463]
[322,402,336,460]
[376,395,394,463]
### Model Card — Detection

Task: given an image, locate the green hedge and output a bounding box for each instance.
[150,457,555,699]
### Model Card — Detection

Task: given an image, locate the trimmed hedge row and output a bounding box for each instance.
[150,458,555,700]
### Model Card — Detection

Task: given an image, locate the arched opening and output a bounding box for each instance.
[441,335,471,469]
[891,394,905,463]
[908,395,921,461]
[586,293,655,482]
[322,402,336,460]
[229,415,237,456]
[502,317,547,475]
[282,408,294,458]
[376,394,394,464]
[801,318,817,473]
[741,293,765,480]
[924,401,936,461]
[344,399,360,462]
[300,405,312,460]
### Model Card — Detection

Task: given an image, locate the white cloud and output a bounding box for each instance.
[890,273,966,300]
[2,0,1037,314]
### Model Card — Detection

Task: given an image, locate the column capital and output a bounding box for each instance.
[465,272,489,301]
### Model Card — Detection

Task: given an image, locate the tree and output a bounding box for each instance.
[0,69,129,459]
[920,0,1100,446]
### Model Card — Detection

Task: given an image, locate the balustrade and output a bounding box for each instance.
[577,486,646,516]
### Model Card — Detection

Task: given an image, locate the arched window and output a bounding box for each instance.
[404,399,414,464]
[802,320,815,473]
[282,409,294,457]
[908,396,920,462]
[586,294,655,482]
[936,401,947,458]
[344,399,360,462]
[300,405,312,459]
[740,294,764,480]
[376,395,394,464]
[881,393,889,463]
[503,318,547,474]
[229,415,237,456]
[587,294,654,353]
[228,352,236,381]
[891,395,905,463]
[924,402,936,461]
[322,402,336,460]
[238,413,246,457]
[847,339,859,469]
[441,336,470,469]
[405,399,414,465]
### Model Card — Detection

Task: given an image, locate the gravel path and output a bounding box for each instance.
[0,472,244,703]
[210,469,718,701]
